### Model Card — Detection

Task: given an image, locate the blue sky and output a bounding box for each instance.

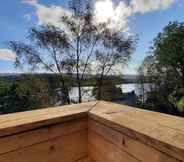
[0,0,184,74]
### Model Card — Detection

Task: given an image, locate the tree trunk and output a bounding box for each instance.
[97,84,102,100]
[76,36,82,103]
[142,84,145,103]
[78,82,82,103]
[97,73,104,100]
[182,69,184,87]
[76,60,82,103]
[59,75,70,105]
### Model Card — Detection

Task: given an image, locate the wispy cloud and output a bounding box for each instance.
[130,0,175,14]
[22,0,37,5]
[23,0,176,33]
[93,0,132,32]
[93,0,175,32]
[0,49,17,61]
[23,13,33,22]
[22,0,72,29]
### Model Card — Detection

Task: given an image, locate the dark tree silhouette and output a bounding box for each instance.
[8,25,71,104]
[94,29,136,99]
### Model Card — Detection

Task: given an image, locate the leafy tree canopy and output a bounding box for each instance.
[0,75,54,114]
[153,21,184,85]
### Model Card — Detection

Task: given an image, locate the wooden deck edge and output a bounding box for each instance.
[0,101,98,137]
[0,101,183,161]
[88,101,184,161]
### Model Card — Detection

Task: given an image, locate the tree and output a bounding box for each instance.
[177,97,184,114]
[0,79,10,98]
[94,29,136,100]
[137,55,156,104]
[137,21,184,116]
[8,25,71,104]
[92,80,123,101]
[0,75,54,114]
[153,21,184,86]
[137,66,146,104]
[60,0,100,103]
[152,21,184,115]
[8,0,136,104]
[63,0,136,103]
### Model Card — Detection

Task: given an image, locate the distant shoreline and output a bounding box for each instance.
[0,73,140,86]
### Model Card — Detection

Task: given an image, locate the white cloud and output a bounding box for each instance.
[22,0,38,5]
[93,0,175,32]
[22,0,72,29]
[0,49,17,61]
[23,13,32,21]
[93,0,132,32]
[23,0,176,33]
[130,0,175,14]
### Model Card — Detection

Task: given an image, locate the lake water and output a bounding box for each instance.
[70,83,151,102]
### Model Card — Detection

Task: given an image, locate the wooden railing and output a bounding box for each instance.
[0,101,183,162]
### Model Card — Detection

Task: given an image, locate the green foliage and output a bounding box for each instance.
[0,75,55,114]
[177,97,184,113]
[0,80,10,97]
[8,25,72,104]
[92,81,123,101]
[8,0,136,104]
[137,21,184,117]
[153,21,184,84]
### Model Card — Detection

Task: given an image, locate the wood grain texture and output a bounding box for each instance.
[88,130,140,162]
[89,101,184,161]
[0,101,183,162]
[0,130,88,162]
[89,119,180,162]
[77,157,93,162]
[0,101,97,137]
[0,118,87,155]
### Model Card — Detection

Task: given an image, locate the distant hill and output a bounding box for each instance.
[122,74,138,83]
[0,73,138,85]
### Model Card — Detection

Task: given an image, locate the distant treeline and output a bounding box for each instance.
[0,73,139,87]
[0,74,130,114]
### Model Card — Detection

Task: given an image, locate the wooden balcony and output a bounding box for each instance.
[0,101,183,162]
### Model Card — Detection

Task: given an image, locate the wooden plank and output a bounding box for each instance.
[0,130,88,162]
[88,146,106,162]
[88,130,140,162]
[89,101,184,161]
[0,101,183,162]
[94,101,184,132]
[77,157,93,162]
[89,119,180,162]
[0,118,87,155]
[0,102,97,137]
[0,102,96,123]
